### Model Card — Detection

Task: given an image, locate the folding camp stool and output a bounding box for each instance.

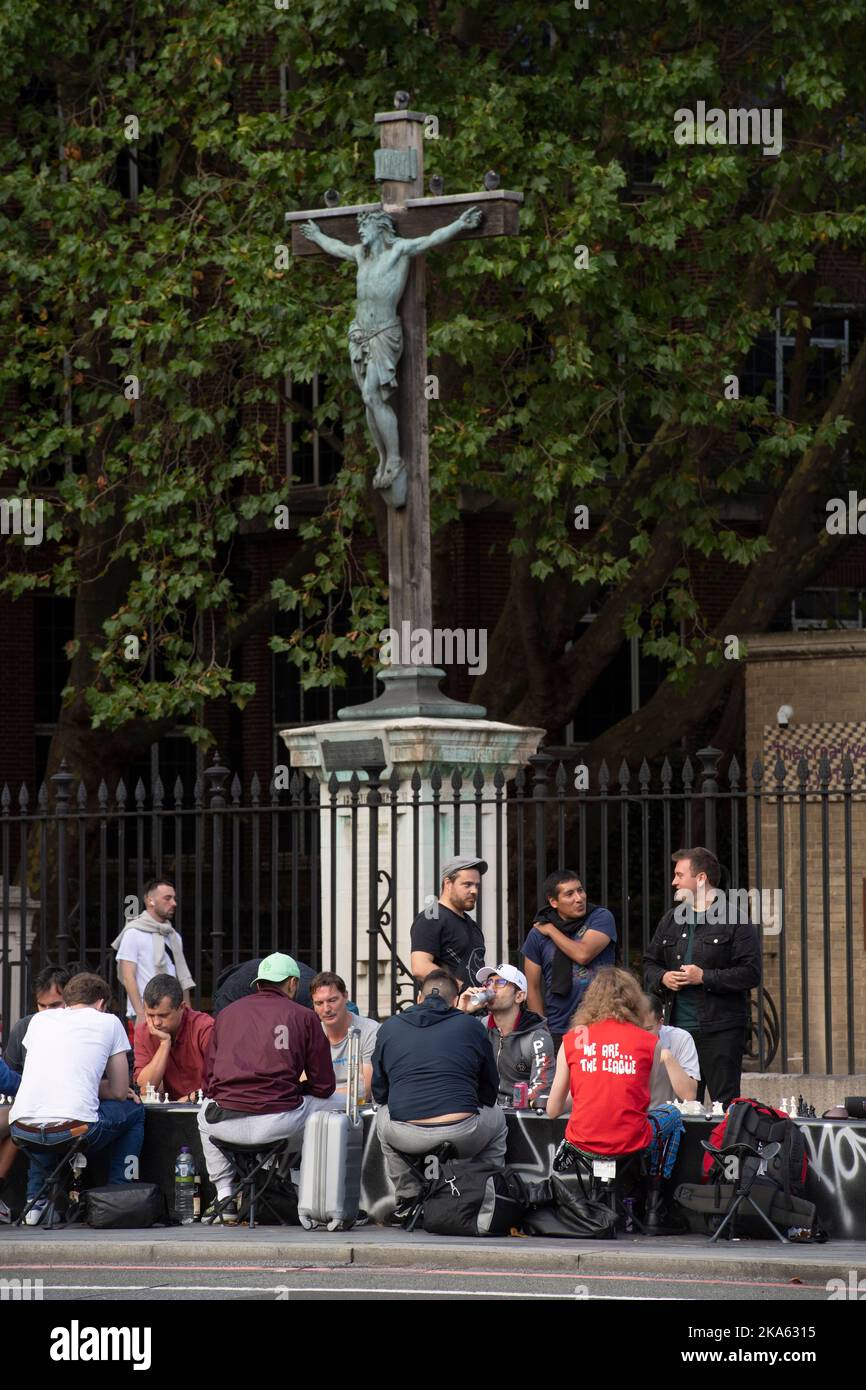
[206,1138,298,1229]
[13,1124,89,1229]
[699,1138,787,1242]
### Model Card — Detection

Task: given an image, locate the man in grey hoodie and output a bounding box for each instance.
[372,970,507,1214]
[112,880,195,1028]
[460,963,555,1108]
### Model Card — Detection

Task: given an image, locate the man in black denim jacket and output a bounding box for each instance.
[644,846,760,1108]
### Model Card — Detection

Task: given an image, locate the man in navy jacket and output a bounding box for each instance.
[372,970,507,1216]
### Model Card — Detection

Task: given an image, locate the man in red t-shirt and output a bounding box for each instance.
[134,974,214,1101]
[546,967,685,1234]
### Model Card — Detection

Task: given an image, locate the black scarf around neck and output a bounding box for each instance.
[534,901,600,995]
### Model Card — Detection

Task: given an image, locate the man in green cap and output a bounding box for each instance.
[197,952,336,1214]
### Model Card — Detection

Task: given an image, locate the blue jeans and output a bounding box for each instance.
[647,1103,684,1178]
[13,1099,145,1200]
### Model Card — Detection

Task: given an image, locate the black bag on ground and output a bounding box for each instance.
[421,1161,527,1237]
[675,1179,821,1240]
[521,1174,618,1240]
[252,1180,301,1227]
[80,1182,174,1229]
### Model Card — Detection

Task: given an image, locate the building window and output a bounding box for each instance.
[789,588,863,631]
[743,306,864,414]
[284,373,342,488]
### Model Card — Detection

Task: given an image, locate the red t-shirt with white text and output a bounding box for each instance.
[564,1019,657,1154]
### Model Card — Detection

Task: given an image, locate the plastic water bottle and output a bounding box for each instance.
[174,1146,195,1225]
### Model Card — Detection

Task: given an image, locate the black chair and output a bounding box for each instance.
[205,1138,298,1229]
[700,1138,787,1242]
[13,1127,89,1229]
[556,1143,647,1233]
[392,1141,457,1232]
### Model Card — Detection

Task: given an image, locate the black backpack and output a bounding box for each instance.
[702,1098,808,1199]
[421,1161,527,1237]
[675,1097,820,1240]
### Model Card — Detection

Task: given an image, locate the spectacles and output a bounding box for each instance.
[487,976,516,989]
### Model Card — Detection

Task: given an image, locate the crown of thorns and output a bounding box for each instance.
[357,209,397,237]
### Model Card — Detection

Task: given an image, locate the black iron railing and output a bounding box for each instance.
[0,746,862,1075]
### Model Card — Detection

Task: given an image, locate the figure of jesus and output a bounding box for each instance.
[301,205,483,496]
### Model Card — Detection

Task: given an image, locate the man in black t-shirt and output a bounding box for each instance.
[409,855,488,992]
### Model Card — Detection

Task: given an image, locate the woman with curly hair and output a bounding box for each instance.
[546,967,685,1234]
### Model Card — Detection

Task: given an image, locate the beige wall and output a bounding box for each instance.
[744,632,866,1073]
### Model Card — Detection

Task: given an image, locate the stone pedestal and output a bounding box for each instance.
[281,717,543,1017]
[0,878,40,1033]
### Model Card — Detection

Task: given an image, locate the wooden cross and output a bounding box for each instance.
[285,94,522,719]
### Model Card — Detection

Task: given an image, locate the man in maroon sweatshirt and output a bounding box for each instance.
[197,953,336,1205]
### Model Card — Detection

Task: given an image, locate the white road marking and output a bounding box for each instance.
[33,1283,688,1299]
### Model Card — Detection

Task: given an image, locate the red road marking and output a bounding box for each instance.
[0,1261,828,1291]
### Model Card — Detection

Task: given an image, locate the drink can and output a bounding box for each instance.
[512,1083,529,1109]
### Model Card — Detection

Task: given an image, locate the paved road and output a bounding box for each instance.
[1,1261,834,1301]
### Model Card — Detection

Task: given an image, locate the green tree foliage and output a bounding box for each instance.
[2,0,866,778]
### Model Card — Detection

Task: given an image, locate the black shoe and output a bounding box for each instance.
[351,1208,370,1228]
[383,1198,422,1229]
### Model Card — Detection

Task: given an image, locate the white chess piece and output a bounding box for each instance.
[790,1095,797,1117]
[779,1097,789,1115]
[197,1089,203,1104]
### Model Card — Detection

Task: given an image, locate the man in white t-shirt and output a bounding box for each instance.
[10,973,144,1224]
[310,972,379,1102]
[645,993,701,1108]
[112,879,195,1026]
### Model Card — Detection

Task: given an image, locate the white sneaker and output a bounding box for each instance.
[0,1199,11,1224]
[24,1199,49,1226]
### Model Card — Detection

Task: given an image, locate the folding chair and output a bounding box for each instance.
[699,1138,787,1242]
[13,1126,89,1229]
[555,1142,648,1232]
[205,1138,298,1229]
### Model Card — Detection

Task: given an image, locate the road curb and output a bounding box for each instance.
[1,1236,863,1285]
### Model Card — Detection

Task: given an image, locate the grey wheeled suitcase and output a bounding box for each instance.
[298,1026,363,1230]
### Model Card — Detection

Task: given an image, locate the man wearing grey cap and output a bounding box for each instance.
[409,855,488,992]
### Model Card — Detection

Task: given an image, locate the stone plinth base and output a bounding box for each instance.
[280,717,544,1017]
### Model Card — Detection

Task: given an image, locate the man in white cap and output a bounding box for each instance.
[460,963,556,1108]
[197,952,335,1218]
[409,854,488,992]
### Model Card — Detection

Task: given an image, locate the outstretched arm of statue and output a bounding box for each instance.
[300,220,358,261]
[401,206,484,257]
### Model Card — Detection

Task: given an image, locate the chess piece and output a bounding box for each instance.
[197,1089,203,1104]
[779,1097,789,1115]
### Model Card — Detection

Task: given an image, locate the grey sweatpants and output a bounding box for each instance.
[197,1096,338,1194]
[376,1105,508,1202]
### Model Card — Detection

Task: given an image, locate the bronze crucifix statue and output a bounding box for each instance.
[286,94,522,719]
